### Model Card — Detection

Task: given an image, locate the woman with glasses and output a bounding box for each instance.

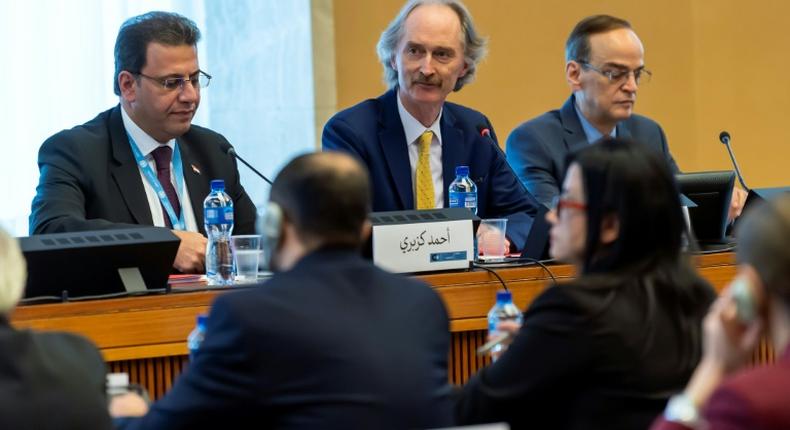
[456,138,715,429]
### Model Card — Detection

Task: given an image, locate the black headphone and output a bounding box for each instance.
[259,201,283,271]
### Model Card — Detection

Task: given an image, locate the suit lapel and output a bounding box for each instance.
[440,108,465,207]
[378,90,413,209]
[616,121,632,140]
[108,106,153,226]
[560,95,591,153]
[177,135,208,235]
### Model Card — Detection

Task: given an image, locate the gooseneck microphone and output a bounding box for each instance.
[476,124,536,198]
[225,147,273,185]
[719,131,749,191]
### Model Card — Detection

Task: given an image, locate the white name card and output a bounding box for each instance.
[372,219,474,273]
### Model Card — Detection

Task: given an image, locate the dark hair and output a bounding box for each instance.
[565,15,631,62]
[568,138,684,274]
[566,139,713,364]
[736,195,790,308]
[270,152,371,247]
[113,11,201,96]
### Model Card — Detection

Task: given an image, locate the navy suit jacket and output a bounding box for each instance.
[29,105,257,236]
[506,94,679,206]
[322,89,540,249]
[118,248,454,430]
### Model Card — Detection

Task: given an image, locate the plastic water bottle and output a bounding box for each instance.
[448,165,477,215]
[204,179,234,286]
[487,290,523,359]
[187,314,208,361]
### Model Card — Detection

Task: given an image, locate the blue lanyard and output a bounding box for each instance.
[127,134,187,230]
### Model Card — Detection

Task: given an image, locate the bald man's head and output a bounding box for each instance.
[270,152,371,247]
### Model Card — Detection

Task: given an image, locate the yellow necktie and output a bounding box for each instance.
[415,131,435,209]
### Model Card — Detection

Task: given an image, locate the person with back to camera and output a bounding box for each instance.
[455,138,716,429]
[109,151,455,429]
[0,227,112,429]
[652,194,790,429]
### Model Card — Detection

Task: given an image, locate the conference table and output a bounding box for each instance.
[10,252,745,400]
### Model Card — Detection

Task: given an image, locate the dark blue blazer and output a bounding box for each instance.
[118,248,454,430]
[322,89,540,249]
[506,95,679,206]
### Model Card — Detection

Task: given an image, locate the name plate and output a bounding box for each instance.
[370,208,476,274]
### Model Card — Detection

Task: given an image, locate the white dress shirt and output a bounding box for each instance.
[397,94,444,208]
[121,107,199,232]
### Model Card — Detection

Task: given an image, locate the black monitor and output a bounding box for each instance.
[675,171,735,244]
[19,227,180,301]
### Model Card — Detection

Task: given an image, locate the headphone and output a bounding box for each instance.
[259,201,283,271]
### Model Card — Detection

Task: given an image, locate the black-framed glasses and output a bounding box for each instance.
[578,62,651,85]
[136,70,212,91]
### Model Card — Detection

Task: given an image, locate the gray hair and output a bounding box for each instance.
[736,194,790,308]
[0,227,26,314]
[376,0,487,92]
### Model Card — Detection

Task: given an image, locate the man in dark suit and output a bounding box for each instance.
[0,227,112,429]
[110,151,454,429]
[506,15,681,207]
[322,0,539,250]
[29,11,256,273]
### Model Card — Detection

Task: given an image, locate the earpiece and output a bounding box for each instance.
[259,201,283,271]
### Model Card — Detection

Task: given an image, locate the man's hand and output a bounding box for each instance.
[728,186,748,222]
[171,230,207,273]
[477,223,510,257]
[109,392,149,417]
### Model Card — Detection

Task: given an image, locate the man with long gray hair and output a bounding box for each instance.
[322,0,540,251]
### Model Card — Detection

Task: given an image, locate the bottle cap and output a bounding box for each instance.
[210,179,225,191]
[496,290,512,303]
[197,314,208,327]
[455,166,470,177]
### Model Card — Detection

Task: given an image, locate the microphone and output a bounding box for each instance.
[225,147,273,185]
[476,123,534,197]
[719,131,749,191]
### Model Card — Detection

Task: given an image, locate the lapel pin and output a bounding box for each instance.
[191,164,201,175]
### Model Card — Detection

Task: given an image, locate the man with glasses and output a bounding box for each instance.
[30,11,256,274]
[505,15,679,207]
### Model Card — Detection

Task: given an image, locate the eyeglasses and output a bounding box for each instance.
[578,62,651,85]
[551,196,587,216]
[136,70,212,91]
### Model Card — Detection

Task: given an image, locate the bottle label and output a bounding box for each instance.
[449,192,477,209]
[205,206,234,225]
